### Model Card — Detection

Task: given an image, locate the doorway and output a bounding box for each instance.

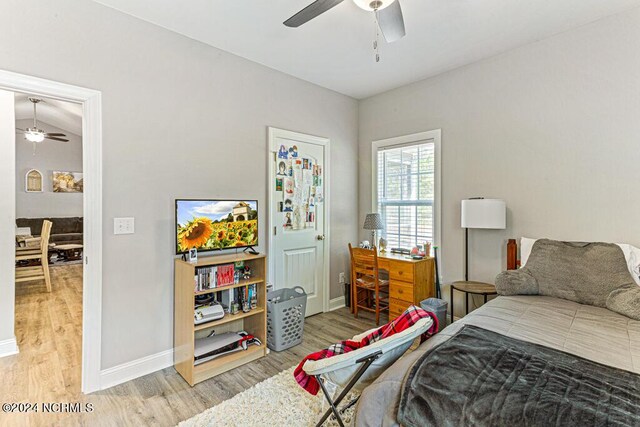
[0,70,103,393]
[268,128,330,317]
[13,92,85,400]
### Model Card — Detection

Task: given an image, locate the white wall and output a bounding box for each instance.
[359,9,640,317]
[0,90,16,345]
[0,0,358,369]
[15,119,83,218]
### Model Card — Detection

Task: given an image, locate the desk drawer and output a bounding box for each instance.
[390,281,414,302]
[389,298,411,319]
[389,261,414,282]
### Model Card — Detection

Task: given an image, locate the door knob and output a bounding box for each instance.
[316,235,325,241]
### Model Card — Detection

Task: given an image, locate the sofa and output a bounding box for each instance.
[16,217,83,245]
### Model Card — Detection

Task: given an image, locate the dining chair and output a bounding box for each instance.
[15,220,53,292]
[349,243,389,325]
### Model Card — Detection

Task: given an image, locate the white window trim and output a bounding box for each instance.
[371,130,442,250]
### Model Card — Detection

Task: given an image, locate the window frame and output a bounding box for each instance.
[371,130,442,251]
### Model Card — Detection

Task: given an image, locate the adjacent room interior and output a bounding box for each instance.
[11,92,85,405]
[0,0,639,426]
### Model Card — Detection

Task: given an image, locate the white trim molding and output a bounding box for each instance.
[100,349,173,391]
[0,337,18,358]
[329,296,346,311]
[371,129,442,255]
[0,69,103,393]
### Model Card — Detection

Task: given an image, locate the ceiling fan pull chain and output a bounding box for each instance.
[374,9,381,62]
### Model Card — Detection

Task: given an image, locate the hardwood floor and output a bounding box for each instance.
[0,264,83,427]
[0,265,379,427]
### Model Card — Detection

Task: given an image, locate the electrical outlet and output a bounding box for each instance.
[338,272,346,284]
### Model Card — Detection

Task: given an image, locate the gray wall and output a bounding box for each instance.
[359,9,640,317]
[0,90,16,343]
[15,119,83,219]
[0,0,358,368]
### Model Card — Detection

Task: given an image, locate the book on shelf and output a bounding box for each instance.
[193,263,243,293]
[211,284,259,315]
[217,263,235,287]
[194,265,218,292]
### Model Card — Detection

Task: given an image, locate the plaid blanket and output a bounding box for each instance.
[294,306,439,395]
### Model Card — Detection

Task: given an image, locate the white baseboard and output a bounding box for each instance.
[100,349,173,390]
[0,337,18,358]
[329,296,346,311]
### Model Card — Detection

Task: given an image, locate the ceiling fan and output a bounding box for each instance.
[16,97,69,144]
[284,0,406,61]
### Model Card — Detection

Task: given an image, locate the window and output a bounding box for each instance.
[374,132,439,250]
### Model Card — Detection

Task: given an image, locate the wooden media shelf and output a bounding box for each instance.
[174,253,267,386]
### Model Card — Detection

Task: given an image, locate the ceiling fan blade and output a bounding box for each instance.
[378,0,406,43]
[284,0,345,28]
[46,136,69,142]
[45,133,67,137]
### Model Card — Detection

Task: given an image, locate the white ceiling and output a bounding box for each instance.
[93,0,640,99]
[14,94,82,136]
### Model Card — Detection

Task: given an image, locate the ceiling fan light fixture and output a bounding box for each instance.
[24,128,45,143]
[353,0,395,11]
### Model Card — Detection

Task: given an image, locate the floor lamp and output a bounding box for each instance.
[461,198,506,281]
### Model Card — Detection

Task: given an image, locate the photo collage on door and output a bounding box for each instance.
[275,144,323,230]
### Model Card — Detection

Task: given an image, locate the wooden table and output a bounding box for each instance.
[56,244,84,261]
[15,234,33,247]
[353,251,435,319]
[450,281,497,323]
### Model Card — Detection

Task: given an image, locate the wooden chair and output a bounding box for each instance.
[349,244,389,325]
[15,220,52,292]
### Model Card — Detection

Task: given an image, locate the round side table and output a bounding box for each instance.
[450,281,497,323]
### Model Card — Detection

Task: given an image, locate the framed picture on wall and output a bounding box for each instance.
[25,169,43,192]
[53,171,83,193]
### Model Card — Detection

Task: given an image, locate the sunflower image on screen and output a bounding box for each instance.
[176,200,258,253]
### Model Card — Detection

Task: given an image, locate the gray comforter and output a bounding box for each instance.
[354,296,640,426]
[398,325,640,427]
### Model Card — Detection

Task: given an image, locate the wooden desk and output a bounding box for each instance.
[369,252,436,319]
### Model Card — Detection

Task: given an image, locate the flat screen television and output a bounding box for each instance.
[175,199,258,254]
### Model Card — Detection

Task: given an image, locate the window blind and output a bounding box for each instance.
[377,141,435,249]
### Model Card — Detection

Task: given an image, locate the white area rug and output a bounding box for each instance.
[178,367,359,427]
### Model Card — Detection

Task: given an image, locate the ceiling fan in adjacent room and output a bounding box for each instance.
[16,97,69,153]
[284,0,406,62]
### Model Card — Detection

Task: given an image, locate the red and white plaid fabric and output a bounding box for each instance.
[294,306,438,395]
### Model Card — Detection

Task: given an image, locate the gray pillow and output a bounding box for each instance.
[495,239,640,320]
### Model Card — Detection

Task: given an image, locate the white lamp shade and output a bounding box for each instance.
[461,199,506,229]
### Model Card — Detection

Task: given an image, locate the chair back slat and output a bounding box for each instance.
[15,220,53,292]
[349,244,380,282]
[349,243,388,325]
[353,266,375,275]
[40,220,52,254]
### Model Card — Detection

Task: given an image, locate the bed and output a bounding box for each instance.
[354,239,640,427]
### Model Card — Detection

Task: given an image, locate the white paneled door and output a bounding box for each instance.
[268,128,328,317]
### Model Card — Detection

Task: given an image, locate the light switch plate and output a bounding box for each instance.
[114,217,135,235]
